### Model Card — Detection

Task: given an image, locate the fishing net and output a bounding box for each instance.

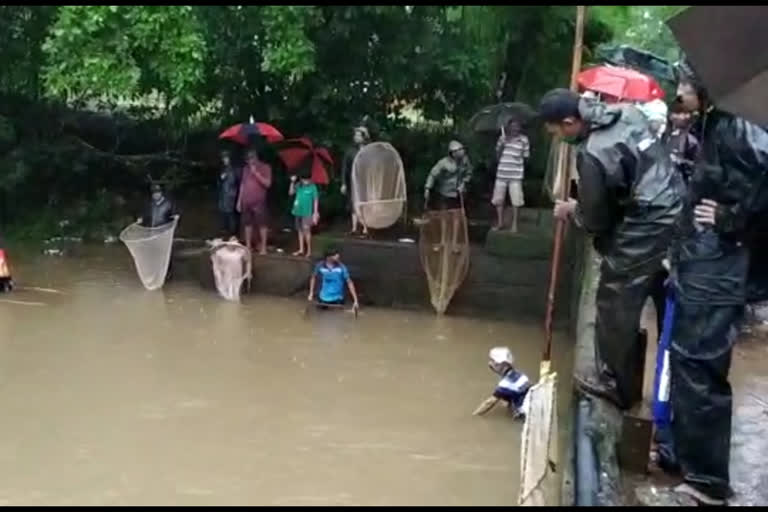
[418,208,470,314]
[119,217,178,291]
[542,142,577,202]
[351,142,407,230]
[210,242,251,302]
[519,365,559,506]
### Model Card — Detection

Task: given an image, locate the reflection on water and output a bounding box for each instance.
[0,246,572,505]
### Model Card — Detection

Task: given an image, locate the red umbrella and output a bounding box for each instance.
[276,137,333,185]
[577,65,665,103]
[219,118,284,145]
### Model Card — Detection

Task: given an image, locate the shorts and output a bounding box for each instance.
[431,195,461,211]
[295,215,313,232]
[492,179,524,207]
[241,203,269,228]
[317,298,344,310]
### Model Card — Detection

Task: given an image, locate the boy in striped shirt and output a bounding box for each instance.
[493,119,530,233]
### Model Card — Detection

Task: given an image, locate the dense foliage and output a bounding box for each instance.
[0,5,684,238]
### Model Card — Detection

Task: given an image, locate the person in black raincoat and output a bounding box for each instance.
[138,183,177,229]
[665,99,700,184]
[665,60,768,506]
[217,149,241,238]
[538,88,684,410]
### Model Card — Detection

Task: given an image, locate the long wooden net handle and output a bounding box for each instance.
[543,6,586,363]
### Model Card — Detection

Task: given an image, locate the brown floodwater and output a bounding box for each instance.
[0,245,573,506]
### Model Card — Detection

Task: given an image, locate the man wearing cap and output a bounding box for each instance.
[663,59,768,506]
[424,140,472,211]
[537,88,683,411]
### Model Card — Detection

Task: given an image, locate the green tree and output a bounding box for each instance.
[593,6,688,62]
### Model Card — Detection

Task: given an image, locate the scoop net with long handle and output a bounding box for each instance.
[418,207,470,314]
[119,217,179,291]
[351,142,407,230]
[519,361,559,506]
[210,243,252,302]
[520,6,585,507]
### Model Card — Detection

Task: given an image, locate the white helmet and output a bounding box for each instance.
[489,346,514,366]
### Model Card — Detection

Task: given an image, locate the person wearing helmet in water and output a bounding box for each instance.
[424,140,472,211]
[472,346,531,420]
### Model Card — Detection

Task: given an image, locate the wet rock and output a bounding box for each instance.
[635,485,697,507]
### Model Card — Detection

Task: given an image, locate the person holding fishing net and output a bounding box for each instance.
[423,140,472,212]
[341,126,371,237]
[120,182,180,290]
[538,88,683,410]
[422,140,472,256]
[138,183,177,229]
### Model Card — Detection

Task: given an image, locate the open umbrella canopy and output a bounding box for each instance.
[668,6,768,126]
[468,102,536,134]
[219,119,284,146]
[275,137,332,185]
[577,65,664,103]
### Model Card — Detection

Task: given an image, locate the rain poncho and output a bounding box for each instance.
[141,196,176,228]
[424,155,472,200]
[218,165,242,213]
[574,99,684,408]
[666,128,700,183]
[669,106,768,501]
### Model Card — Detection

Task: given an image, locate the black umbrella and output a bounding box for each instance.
[467,102,537,134]
[668,6,768,126]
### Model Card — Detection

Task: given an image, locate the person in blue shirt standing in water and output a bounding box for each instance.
[308,246,359,311]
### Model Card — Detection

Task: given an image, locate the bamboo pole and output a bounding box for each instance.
[542,5,586,367]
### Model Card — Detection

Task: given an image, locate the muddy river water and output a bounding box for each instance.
[0,246,572,506]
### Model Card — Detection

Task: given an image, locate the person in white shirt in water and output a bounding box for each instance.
[493,119,530,233]
[472,346,531,420]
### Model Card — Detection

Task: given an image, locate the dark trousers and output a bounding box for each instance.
[594,262,667,408]
[670,301,742,500]
[220,211,239,238]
